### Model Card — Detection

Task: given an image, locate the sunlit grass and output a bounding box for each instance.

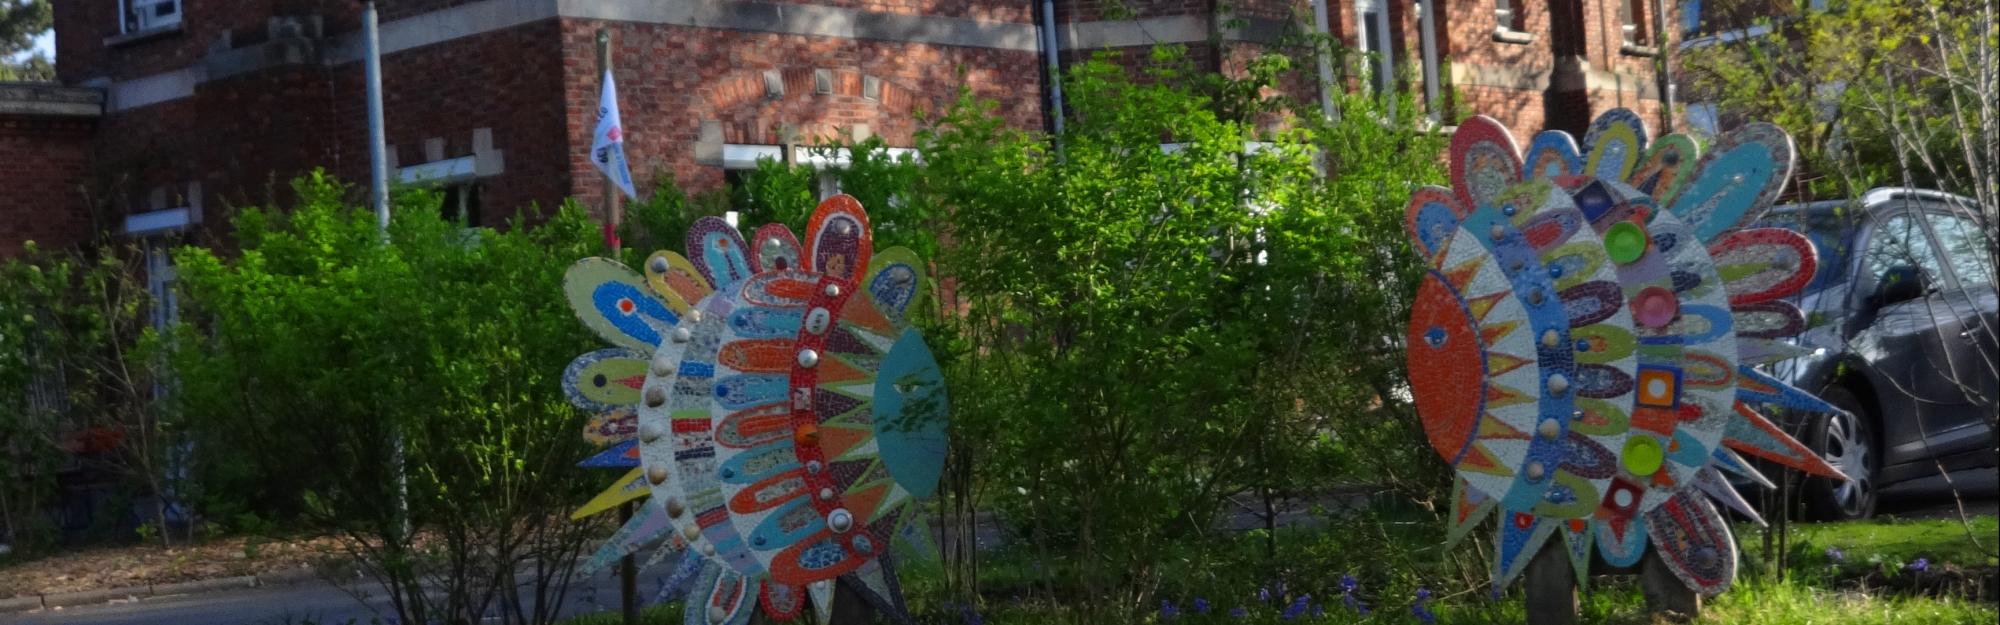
[555,515,1999,624]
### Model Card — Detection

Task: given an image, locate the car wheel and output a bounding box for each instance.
[1803,386,1878,521]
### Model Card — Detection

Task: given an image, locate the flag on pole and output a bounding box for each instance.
[591,70,638,200]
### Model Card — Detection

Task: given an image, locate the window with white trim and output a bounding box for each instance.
[1621,0,1652,47]
[1355,0,1394,96]
[121,0,182,34]
[146,242,179,329]
[439,183,484,228]
[1495,0,1528,34]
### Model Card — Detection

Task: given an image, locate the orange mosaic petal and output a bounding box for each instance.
[720,338,798,373]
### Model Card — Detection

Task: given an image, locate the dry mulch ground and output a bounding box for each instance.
[0,534,344,598]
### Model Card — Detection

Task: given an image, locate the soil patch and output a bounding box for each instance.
[0,535,342,598]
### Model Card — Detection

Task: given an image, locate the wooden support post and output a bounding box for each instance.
[1522,544,1578,625]
[827,578,877,625]
[1640,550,1701,622]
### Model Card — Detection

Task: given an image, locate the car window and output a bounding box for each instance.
[1760,209,1860,293]
[1925,211,1995,288]
[1861,212,1945,288]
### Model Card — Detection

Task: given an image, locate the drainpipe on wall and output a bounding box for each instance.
[1311,0,1338,121]
[1651,0,1676,132]
[1039,0,1066,139]
[1418,0,1440,123]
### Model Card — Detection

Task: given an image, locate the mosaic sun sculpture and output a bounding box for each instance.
[1403,109,1847,596]
[560,195,950,624]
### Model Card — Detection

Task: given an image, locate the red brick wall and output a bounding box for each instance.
[54,0,354,82]
[1435,0,1677,140]
[557,18,1044,211]
[0,116,98,256]
[327,18,575,220]
[89,65,336,215]
[82,15,572,224]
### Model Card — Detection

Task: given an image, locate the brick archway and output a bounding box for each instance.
[699,67,927,146]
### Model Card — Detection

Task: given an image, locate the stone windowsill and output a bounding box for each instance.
[1621,43,1661,57]
[1493,28,1534,45]
[105,22,184,48]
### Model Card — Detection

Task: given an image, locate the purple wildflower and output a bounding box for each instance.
[1412,587,1436,625]
[1340,574,1369,615]
[1193,597,1211,614]
[1825,546,1845,563]
[1230,606,1249,619]
[1160,599,1179,620]
[1907,558,1930,573]
[1280,595,1311,620]
[1258,586,1272,603]
[960,603,984,625]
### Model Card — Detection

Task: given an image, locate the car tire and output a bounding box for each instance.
[1802,386,1878,521]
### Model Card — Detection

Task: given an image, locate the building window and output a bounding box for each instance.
[1356,0,1393,96]
[1495,0,1528,34]
[145,242,179,330]
[121,0,182,34]
[1622,0,1652,47]
[440,183,484,228]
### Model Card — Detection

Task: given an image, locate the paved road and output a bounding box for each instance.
[11,472,1994,625]
[7,560,683,625]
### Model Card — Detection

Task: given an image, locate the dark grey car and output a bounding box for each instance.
[1761,188,1998,520]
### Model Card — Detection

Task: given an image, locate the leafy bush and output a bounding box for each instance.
[166,172,608,624]
[0,240,170,551]
[884,48,1449,616]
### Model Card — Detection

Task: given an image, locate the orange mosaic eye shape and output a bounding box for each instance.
[1407,274,1487,464]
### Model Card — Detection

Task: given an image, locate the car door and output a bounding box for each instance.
[1848,209,1973,466]
[1917,206,1999,452]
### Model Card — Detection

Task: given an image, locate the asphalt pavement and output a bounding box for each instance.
[5,559,683,625]
[8,472,1994,625]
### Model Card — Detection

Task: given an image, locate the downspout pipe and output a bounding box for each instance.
[1311,0,1338,121]
[1419,0,1441,123]
[1039,0,1066,138]
[1651,0,1676,132]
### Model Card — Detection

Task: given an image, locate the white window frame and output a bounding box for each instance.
[145,242,179,329]
[1620,0,1649,47]
[1494,0,1528,34]
[397,157,485,228]
[1354,0,1394,97]
[721,144,921,201]
[120,0,183,35]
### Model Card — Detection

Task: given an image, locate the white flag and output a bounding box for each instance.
[591,70,638,200]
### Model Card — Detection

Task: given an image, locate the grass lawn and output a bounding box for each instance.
[559,515,1998,624]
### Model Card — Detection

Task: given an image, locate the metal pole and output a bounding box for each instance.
[365,2,390,232]
[597,29,638,625]
[599,30,623,259]
[363,0,407,544]
[1039,0,1066,137]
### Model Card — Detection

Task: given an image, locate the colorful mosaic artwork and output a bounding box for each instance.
[560,195,951,624]
[1404,109,1847,597]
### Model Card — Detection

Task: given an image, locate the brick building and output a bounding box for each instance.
[0,83,102,256]
[1,0,1678,255]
